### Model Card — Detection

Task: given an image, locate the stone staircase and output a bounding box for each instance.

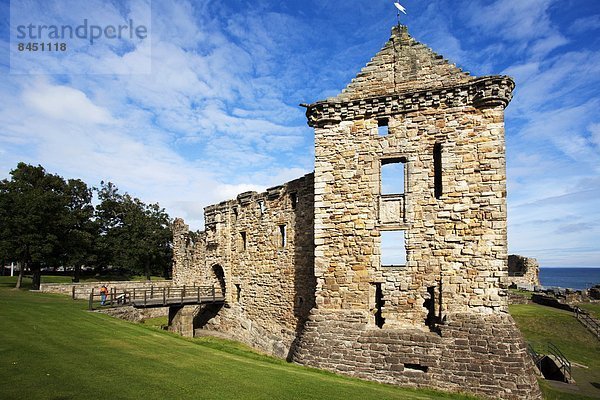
[528,342,573,384]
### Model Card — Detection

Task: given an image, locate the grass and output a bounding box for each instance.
[0,286,476,400]
[509,288,533,298]
[509,304,600,399]
[141,316,168,328]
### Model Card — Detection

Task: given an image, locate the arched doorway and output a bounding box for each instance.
[193,264,226,332]
[212,264,226,297]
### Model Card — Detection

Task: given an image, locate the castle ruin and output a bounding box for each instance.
[172,25,541,400]
[507,254,541,287]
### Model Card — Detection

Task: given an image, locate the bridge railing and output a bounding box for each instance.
[527,343,543,370]
[129,285,223,307]
[88,285,224,310]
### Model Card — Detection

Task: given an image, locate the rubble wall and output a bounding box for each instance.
[172,25,541,400]
[293,25,541,400]
[506,254,540,287]
[172,174,315,357]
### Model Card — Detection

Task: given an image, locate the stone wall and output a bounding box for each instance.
[101,305,169,322]
[290,25,540,399]
[310,107,509,322]
[172,174,315,358]
[172,25,541,400]
[506,255,540,287]
[294,310,539,400]
[308,24,510,325]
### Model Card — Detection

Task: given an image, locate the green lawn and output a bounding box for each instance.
[509,304,600,399]
[0,286,475,400]
[509,288,533,298]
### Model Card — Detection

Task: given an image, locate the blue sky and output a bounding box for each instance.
[0,0,599,268]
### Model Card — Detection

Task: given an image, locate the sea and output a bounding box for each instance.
[539,268,600,290]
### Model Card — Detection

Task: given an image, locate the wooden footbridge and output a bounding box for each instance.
[89,285,225,310]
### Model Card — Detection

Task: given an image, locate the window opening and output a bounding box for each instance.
[374,283,385,328]
[257,200,265,215]
[381,158,405,195]
[404,364,428,372]
[235,284,241,302]
[424,286,437,328]
[378,118,389,136]
[290,192,297,209]
[380,230,407,267]
[240,231,247,251]
[434,143,442,199]
[279,224,287,248]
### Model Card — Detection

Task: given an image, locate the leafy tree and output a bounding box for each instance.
[0,164,173,286]
[0,163,70,289]
[95,182,172,280]
[61,179,97,282]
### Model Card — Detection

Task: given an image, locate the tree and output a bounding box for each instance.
[95,182,172,280]
[0,164,173,286]
[0,163,70,289]
[61,179,97,282]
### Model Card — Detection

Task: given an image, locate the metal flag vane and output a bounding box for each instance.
[394,2,407,25]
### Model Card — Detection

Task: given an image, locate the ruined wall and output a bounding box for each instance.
[172,25,540,400]
[293,26,541,400]
[306,25,511,327]
[295,310,537,400]
[173,174,315,357]
[309,106,509,324]
[506,254,540,287]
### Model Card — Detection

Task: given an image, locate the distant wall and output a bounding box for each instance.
[101,305,169,322]
[39,280,173,299]
[506,255,540,287]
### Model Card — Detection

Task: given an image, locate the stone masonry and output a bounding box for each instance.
[172,25,541,400]
[173,174,315,357]
[506,254,540,287]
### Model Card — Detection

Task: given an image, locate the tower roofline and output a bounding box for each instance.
[310,24,478,105]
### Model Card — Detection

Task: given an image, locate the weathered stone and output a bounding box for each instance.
[505,254,540,287]
[172,25,541,400]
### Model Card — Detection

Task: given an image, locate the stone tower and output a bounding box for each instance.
[172,25,541,400]
[292,25,541,399]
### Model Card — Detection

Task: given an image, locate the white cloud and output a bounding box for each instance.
[22,80,115,125]
[568,15,600,35]
[466,0,556,41]
[507,51,600,116]
[1,0,598,266]
[1,0,320,231]
[528,33,569,58]
[589,123,600,147]
[503,61,540,82]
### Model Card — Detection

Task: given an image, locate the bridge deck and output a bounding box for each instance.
[131,295,225,308]
[89,285,224,310]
